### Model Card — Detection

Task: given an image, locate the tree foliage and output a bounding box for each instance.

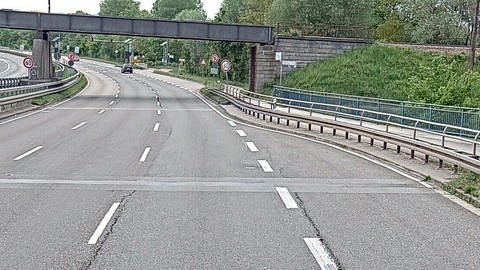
[152,0,202,19]
[99,0,149,18]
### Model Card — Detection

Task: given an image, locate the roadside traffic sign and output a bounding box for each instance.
[23,57,34,69]
[221,59,231,72]
[68,52,75,60]
[68,60,74,66]
[211,54,219,63]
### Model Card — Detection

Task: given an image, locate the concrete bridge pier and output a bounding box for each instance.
[31,31,53,81]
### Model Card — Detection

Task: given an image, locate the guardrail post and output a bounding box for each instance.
[413,121,420,140]
[357,135,361,142]
[288,101,292,114]
[460,109,465,136]
[452,164,459,174]
[370,138,374,146]
[396,145,401,154]
[383,141,387,150]
[424,154,429,164]
[474,132,480,157]
[386,115,391,132]
[410,149,415,159]
[438,159,443,169]
[442,127,448,147]
[310,104,314,116]
[297,121,300,128]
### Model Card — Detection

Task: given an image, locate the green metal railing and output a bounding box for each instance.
[273,86,480,133]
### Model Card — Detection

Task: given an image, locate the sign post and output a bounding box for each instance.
[221,59,232,88]
[275,52,283,85]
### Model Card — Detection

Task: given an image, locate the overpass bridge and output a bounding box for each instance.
[0,10,274,82]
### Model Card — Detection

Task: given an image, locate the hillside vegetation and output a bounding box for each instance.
[282,45,480,108]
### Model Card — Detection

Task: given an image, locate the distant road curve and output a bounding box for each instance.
[0,51,27,78]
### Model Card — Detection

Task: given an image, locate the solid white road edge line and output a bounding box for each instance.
[258,160,273,172]
[245,142,259,152]
[140,147,151,162]
[87,202,120,245]
[153,123,160,132]
[236,130,247,137]
[303,238,338,270]
[275,187,298,209]
[98,109,106,114]
[13,146,44,161]
[72,121,87,130]
[227,120,237,127]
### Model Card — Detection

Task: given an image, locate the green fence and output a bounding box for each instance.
[273,86,480,135]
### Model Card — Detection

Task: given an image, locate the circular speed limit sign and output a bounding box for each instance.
[221,59,231,72]
[23,57,35,69]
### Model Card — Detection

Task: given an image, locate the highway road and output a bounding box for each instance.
[0,58,479,269]
[0,52,27,78]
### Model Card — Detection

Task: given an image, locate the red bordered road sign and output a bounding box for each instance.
[221,59,231,72]
[23,57,34,69]
[211,54,219,63]
[68,52,75,61]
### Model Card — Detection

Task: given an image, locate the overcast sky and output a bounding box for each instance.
[1,0,223,19]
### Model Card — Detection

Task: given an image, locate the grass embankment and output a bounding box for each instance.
[445,172,480,206]
[32,74,87,106]
[281,44,480,108]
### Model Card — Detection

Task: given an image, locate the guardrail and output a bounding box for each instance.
[0,76,28,89]
[0,68,80,113]
[212,84,480,174]
[272,86,480,132]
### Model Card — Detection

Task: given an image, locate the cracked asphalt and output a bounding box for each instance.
[0,58,479,269]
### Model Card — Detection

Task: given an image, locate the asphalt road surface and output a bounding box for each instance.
[0,59,478,269]
[0,52,28,78]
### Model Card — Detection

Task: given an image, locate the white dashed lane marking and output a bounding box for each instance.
[139,147,151,162]
[13,146,44,161]
[236,130,247,137]
[245,142,259,152]
[303,238,338,270]
[257,160,273,172]
[72,121,87,130]
[274,187,298,209]
[88,203,120,245]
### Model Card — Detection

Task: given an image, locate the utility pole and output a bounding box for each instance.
[470,0,480,70]
[48,0,51,13]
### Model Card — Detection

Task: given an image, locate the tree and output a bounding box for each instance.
[215,0,245,23]
[241,0,273,24]
[175,9,208,74]
[152,0,202,19]
[99,0,149,18]
[373,0,406,41]
[399,0,473,44]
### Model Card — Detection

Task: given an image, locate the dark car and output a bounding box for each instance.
[121,64,133,73]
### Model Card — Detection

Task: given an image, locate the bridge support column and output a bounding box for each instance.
[31,31,53,81]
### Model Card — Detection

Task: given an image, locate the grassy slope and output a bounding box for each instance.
[32,74,87,106]
[282,45,480,107]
